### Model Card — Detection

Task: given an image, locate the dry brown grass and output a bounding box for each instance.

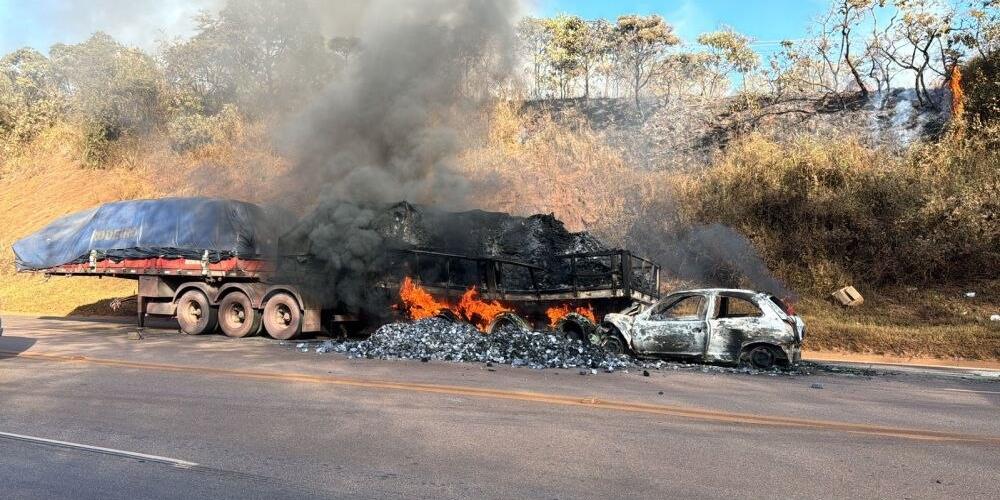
[800,280,1000,360]
[672,132,1000,292]
[460,101,662,246]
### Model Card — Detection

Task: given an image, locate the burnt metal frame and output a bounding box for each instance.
[392,248,661,303]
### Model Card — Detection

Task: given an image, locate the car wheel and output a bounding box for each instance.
[745,345,778,369]
[176,290,217,335]
[601,328,628,355]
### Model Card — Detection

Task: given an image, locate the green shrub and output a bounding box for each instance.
[166,104,242,152]
[81,122,114,167]
[677,133,1000,291]
[964,52,1000,125]
[167,113,215,152]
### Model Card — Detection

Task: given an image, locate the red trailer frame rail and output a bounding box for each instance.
[42,257,272,279]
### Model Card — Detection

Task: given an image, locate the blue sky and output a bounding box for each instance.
[0,0,829,54]
[535,0,829,52]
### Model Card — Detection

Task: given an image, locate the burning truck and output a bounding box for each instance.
[12,197,661,342]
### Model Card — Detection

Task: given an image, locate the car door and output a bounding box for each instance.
[705,294,766,362]
[631,294,709,356]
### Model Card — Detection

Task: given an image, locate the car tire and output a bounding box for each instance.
[745,345,778,369]
[601,328,628,355]
[218,292,261,338]
[176,290,217,335]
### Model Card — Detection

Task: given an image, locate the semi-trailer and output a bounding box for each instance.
[13,197,660,340]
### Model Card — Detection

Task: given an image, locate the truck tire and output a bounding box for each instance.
[176,290,217,335]
[263,293,302,340]
[218,292,261,338]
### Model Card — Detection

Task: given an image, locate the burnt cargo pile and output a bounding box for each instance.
[280,201,611,290]
[373,202,605,265]
[314,317,634,370]
[304,318,811,375]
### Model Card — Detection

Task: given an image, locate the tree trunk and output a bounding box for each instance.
[844,47,869,96]
[634,67,642,114]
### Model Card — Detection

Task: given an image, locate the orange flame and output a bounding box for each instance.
[457,287,512,330]
[545,303,597,327]
[399,278,511,331]
[400,277,449,320]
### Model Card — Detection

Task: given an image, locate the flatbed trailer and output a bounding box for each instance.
[37,248,661,340]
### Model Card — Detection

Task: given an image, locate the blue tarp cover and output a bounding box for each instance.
[13,197,276,271]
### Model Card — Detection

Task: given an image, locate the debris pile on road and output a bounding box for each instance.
[313,317,633,370]
[302,319,881,378]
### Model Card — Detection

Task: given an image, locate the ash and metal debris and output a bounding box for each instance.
[298,318,865,377]
[311,318,633,370]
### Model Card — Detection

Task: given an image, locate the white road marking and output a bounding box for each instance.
[0,431,199,467]
[941,388,1000,395]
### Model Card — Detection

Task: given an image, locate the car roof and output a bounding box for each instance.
[664,288,767,300]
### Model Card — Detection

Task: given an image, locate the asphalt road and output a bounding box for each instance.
[1,315,998,499]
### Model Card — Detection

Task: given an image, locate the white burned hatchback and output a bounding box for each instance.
[601,289,805,369]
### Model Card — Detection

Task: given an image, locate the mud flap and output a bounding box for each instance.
[303,308,322,333]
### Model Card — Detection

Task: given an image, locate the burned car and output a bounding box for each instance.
[601,289,804,369]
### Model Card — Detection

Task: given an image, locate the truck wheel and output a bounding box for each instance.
[486,312,530,334]
[263,293,302,340]
[219,292,261,338]
[176,290,217,335]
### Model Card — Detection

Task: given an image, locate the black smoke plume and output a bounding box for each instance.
[275,0,519,316]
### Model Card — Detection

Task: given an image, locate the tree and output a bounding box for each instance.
[614,15,680,112]
[953,0,1000,58]
[697,28,760,95]
[578,19,614,98]
[180,0,332,114]
[653,51,718,102]
[545,15,587,98]
[590,19,619,98]
[0,48,64,147]
[516,17,551,98]
[876,0,956,108]
[834,0,875,96]
[159,20,238,116]
[51,33,164,140]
